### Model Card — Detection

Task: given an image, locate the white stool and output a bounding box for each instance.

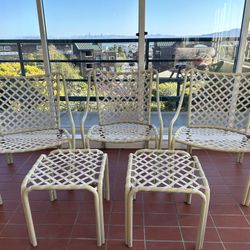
[125,150,210,250]
[21,149,109,247]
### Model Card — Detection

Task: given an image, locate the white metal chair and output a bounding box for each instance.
[169,69,250,155]
[168,69,250,204]
[0,74,75,203]
[81,69,163,149]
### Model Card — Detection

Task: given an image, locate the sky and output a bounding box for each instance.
[0,0,246,38]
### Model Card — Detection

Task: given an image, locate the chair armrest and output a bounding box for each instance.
[153,69,164,149]
[168,71,190,149]
[81,71,93,148]
[61,74,76,149]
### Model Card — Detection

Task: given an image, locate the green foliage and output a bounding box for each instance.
[0,63,44,76]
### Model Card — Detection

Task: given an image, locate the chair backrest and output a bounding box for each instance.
[93,69,154,126]
[0,74,60,135]
[187,69,250,134]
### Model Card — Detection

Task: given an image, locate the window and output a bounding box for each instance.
[109,56,115,60]
[85,50,93,57]
[4,46,11,51]
[86,63,93,69]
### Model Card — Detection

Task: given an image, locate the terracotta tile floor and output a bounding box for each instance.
[0,149,250,250]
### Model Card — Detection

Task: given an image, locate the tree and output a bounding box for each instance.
[0,63,44,76]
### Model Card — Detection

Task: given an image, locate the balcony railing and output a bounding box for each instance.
[0,37,248,111]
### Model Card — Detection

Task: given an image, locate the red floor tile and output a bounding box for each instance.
[145,226,181,241]
[0,150,249,249]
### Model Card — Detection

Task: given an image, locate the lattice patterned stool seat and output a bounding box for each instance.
[125,150,210,250]
[87,123,158,145]
[21,149,109,247]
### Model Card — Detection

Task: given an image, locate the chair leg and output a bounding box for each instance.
[86,138,90,149]
[195,194,210,250]
[21,189,37,247]
[104,158,110,201]
[187,145,192,154]
[93,191,102,246]
[237,152,244,164]
[185,193,192,204]
[127,191,134,247]
[6,153,13,165]
[242,172,250,206]
[0,194,3,205]
[48,190,57,201]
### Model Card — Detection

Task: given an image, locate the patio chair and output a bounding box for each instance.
[168,69,250,203]
[0,74,75,165]
[81,69,163,149]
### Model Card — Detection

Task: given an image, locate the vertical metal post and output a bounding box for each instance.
[36,0,51,75]
[17,43,26,76]
[145,39,149,70]
[138,0,146,72]
[234,0,250,73]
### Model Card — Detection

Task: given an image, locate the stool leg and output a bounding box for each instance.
[0,194,3,205]
[6,153,13,165]
[93,191,102,246]
[104,158,110,201]
[21,189,37,247]
[127,191,134,247]
[195,193,210,250]
[125,185,129,245]
[98,186,105,244]
[242,172,250,206]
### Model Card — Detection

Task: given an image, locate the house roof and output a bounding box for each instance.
[156,42,176,47]
[75,43,102,51]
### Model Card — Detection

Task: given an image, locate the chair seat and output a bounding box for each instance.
[87,123,158,143]
[175,127,250,152]
[0,129,69,153]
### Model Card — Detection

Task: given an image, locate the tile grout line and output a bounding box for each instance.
[209,212,226,250]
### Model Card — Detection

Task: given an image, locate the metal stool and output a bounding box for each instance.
[21,149,109,247]
[125,150,210,250]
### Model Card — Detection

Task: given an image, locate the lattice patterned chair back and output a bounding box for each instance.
[93,69,153,126]
[0,75,60,135]
[187,69,250,134]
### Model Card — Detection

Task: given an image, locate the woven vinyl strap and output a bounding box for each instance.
[0,75,59,135]
[189,70,250,134]
[87,123,157,143]
[94,70,153,126]
[127,150,207,193]
[175,127,250,152]
[24,149,106,188]
[0,129,68,153]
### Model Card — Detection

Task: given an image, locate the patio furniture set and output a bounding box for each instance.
[0,69,249,250]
